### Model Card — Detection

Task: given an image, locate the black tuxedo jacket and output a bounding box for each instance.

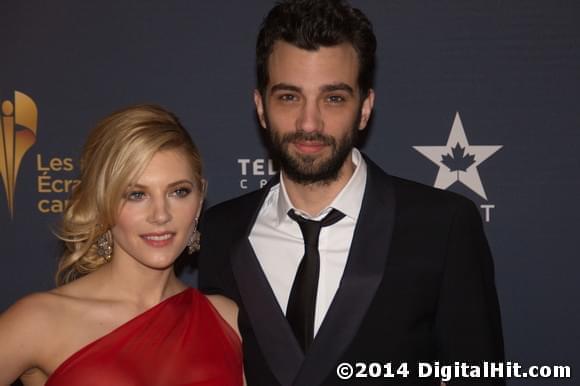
[198,156,504,386]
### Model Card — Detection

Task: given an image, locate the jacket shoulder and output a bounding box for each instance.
[392,175,475,206]
[365,156,478,215]
[386,175,483,232]
[204,187,265,222]
[199,186,269,249]
[365,156,475,211]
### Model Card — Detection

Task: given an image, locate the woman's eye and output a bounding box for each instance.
[127,191,146,201]
[173,187,191,198]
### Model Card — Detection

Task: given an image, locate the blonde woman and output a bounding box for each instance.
[0,105,243,386]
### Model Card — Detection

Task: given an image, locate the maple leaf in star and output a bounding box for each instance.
[441,143,476,172]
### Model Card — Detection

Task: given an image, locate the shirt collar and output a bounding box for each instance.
[275,148,367,225]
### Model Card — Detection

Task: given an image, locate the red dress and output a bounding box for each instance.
[45,288,242,386]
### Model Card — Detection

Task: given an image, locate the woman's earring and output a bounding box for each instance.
[187,219,201,254]
[96,230,113,262]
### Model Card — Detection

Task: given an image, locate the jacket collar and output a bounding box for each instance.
[231,155,396,386]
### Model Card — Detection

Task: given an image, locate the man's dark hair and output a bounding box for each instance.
[256,0,376,98]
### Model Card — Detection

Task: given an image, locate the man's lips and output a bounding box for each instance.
[293,141,327,154]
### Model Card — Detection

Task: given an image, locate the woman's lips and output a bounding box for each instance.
[140,232,175,247]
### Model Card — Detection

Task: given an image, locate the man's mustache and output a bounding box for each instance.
[280,131,335,146]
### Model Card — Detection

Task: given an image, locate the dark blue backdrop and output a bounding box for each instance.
[1,1,579,384]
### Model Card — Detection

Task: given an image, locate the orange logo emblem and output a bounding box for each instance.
[0,91,38,218]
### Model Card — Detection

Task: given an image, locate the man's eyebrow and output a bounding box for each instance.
[269,82,355,95]
[320,83,355,95]
[270,83,302,93]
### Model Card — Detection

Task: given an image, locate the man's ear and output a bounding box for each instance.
[358,89,375,130]
[254,89,267,129]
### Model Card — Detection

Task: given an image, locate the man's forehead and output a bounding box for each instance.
[267,41,359,89]
[268,40,358,64]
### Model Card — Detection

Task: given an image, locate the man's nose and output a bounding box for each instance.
[297,100,323,133]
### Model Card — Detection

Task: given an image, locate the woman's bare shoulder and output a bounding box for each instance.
[1,291,65,325]
[0,290,77,346]
[0,281,100,350]
[0,291,68,384]
[205,294,240,338]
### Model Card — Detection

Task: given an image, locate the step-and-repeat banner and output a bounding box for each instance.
[2,1,579,384]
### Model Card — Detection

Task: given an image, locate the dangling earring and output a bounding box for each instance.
[96,230,113,262]
[187,219,201,254]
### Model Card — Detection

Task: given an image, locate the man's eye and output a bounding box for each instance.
[279,94,298,102]
[327,95,346,103]
[127,191,146,201]
[173,187,191,198]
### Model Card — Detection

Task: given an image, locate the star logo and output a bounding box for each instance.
[413,112,502,200]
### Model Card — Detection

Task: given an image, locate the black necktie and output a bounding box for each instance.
[286,208,345,352]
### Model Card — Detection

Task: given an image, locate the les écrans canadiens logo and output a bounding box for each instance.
[0,91,38,218]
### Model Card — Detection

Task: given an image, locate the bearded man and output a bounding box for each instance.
[198,1,504,385]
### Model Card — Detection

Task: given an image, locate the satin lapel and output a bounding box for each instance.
[230,175,304,386]
[292,159,397,386]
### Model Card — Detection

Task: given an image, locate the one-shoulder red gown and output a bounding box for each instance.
[45,288,242,386]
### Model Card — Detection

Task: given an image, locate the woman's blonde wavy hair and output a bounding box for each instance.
[55,104,203,286]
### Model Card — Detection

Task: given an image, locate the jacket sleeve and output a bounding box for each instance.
[435,199,505,386]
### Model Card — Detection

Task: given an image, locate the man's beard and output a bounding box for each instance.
[266,115,359,185]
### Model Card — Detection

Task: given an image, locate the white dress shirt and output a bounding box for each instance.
[249,148,367,335]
